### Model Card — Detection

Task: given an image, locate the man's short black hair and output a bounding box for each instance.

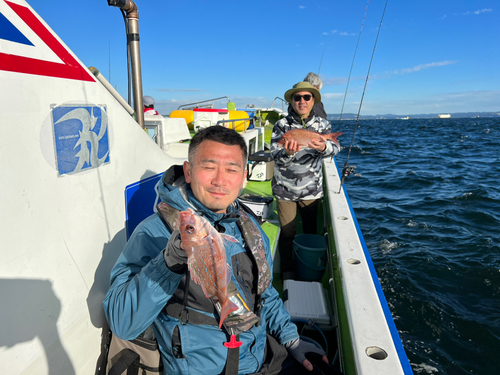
[188,126,248,165]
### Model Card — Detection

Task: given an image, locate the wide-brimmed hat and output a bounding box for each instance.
[143,95,155,106]
[284,81,321,104]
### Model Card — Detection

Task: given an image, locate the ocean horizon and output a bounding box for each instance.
[328,112,500,120]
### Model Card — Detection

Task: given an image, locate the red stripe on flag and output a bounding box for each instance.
[0,1,94,82]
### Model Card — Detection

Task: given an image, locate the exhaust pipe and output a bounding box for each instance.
[108,0,144,129]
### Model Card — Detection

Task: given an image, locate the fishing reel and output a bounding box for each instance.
[341,165,356,178]
[338,165,356,193]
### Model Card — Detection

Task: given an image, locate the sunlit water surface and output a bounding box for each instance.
[336,118,500,374]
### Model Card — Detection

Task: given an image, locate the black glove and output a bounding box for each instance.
[286,338,326,371]
[164,230,188,274]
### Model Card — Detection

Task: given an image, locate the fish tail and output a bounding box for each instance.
[218,300,238,330]
[328,132,343,147]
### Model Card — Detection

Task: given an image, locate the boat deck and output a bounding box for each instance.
[240,179,342,370]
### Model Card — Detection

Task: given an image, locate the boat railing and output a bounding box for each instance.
[89,66,135,116]
[243,98,288,127]
[216,118,256,132]
[177,96,231,110]
[246,97,288,112]
[270,97,287,112]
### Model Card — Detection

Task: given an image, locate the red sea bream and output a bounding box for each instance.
[277,129,343,148]
[179,208,238,329]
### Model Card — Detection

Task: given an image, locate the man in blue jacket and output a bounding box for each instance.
[104,126,327,374]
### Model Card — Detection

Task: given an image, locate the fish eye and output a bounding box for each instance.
[186,225,195,234]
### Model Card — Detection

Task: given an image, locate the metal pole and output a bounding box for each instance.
[108,0,144,128]
[127,13,144,128]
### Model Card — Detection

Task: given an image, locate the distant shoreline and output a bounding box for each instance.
[328,111,500,120]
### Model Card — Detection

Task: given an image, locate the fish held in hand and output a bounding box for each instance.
[277,129,343,148]
[179,208,238,330]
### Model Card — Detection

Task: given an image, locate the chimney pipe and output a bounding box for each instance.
[108,0,144,129]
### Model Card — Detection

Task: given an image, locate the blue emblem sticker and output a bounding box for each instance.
[52,105,110,175]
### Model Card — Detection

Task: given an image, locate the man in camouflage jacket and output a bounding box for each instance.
[270,82,341,278]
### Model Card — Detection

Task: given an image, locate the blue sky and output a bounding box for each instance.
[27,0,499,116]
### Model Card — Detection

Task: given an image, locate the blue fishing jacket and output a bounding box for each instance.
[103,168,299,375]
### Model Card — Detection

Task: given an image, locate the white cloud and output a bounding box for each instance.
[156,96,232,116]
[156,90,500,117]
[322,76,349,86]
[322,93,345,100]
[463,8,492,15]
[339,32,356,36]
[394,60,458,74]
[369,61,458,81]
[474,8,492,15]
[158,94,284,115]
[299,5,306,9]
[355,90,500,115]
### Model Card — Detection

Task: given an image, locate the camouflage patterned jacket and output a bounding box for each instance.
[270,111,340,201]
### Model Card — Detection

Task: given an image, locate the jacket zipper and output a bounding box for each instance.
[235,260,254,310]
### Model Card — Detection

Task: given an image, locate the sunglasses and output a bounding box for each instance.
[293,94,313,102]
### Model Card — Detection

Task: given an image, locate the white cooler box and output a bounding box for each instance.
[248,150,274,181]
[239,194,273,219]
[193,108,229,132]
[283,280,331,327]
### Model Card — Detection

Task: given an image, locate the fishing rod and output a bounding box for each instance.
[336,0,370,130]
[339,0,388,194]
[319,1,369,129]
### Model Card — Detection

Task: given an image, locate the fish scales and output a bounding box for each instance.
[179,208,238,329]
[277,129,343,148]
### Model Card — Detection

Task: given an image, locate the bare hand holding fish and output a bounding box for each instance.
[282,139,301,155]
[178,208,238,330]
[278,129,343,152]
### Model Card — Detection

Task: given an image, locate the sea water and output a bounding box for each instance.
[336,118,500,374]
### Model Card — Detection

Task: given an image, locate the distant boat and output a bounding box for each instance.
[400,116,409,120]
[438,114,451,118]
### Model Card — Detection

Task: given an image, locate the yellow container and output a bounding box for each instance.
[169,109,250,131]
[228,110,250,131]
[169,110,194,128]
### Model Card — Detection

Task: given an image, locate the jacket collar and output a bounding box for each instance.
[287,108,316,126]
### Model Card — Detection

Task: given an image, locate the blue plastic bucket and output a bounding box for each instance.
[293,234,327,281]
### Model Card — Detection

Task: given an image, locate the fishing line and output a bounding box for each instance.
[339,0,388,193]
[318,35,334,75]
[336,0,370,131]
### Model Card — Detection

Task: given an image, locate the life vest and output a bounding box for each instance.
[156,201,272,335]
[144,108,160,115]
